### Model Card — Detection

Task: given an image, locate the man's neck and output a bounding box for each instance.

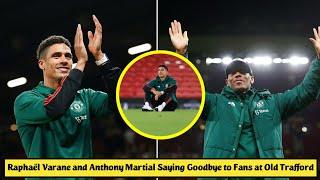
[43,76,61,89]
[159,76,167,81]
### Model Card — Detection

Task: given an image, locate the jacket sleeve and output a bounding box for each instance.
[275,59,320,119]
[14,69,84,124]
[164,79,177,93]
[164,85,177,94]
[143,80,155,92]
[201,92,217,121]
[14,92,52,124]
[94,61,121,116]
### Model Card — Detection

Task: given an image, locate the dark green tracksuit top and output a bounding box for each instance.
[145,75,178,103]
[14,64,119,159]
[201,59,320,180]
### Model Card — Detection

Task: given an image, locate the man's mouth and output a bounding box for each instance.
[57,67,70,73]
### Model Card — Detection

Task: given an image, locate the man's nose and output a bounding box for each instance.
[234,72,243,78]
[60,56,69,64]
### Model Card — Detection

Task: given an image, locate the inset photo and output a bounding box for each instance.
[116,50,205,140]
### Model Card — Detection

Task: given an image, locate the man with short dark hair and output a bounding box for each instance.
[169,20,320,162]
[14,15,120,159]
[142,64,178,112]
[36,35,72,60]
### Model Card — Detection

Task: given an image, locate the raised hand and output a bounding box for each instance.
[74,24,88,71]
[169,20,188,55]
[88,15,104,60]
[309,26,320,59]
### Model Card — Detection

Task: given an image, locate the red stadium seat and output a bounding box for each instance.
[120,56,201,99]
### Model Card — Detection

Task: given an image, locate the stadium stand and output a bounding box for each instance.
[120,54,201,99]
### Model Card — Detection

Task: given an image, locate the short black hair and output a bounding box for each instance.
[158,64,168,71]
[36,35,71,60]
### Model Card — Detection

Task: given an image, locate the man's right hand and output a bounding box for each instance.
[74,24,88,72]
[151,88,162,96]
[169,20,188,55]
[155,94,159,101]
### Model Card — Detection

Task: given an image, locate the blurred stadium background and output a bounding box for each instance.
[1,0,320,179]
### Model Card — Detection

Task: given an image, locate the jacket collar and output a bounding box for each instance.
[221,86,271,99]
[34,81,55,96]
[256,89,272,98]
[221,85,254,98]
[156,75,170,82]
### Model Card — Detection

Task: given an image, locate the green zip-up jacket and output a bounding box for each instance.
[146,75,178,102]
[13,65,120,180]
[14,83,109,158]
[203,59,320,158]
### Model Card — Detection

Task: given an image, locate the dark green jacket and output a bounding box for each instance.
[202,60,320,179]
[14,82,110,158]
[147,75,178,102]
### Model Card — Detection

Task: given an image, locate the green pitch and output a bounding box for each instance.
[123,109,198,136]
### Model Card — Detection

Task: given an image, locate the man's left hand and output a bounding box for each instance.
[88,15,104,61]
[309,26,320,59]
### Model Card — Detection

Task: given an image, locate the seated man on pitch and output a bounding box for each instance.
[142,64,178,112]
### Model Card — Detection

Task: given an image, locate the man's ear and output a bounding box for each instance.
[225,78,230,87]
[38,59,45,70]
[250,76,255,84]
